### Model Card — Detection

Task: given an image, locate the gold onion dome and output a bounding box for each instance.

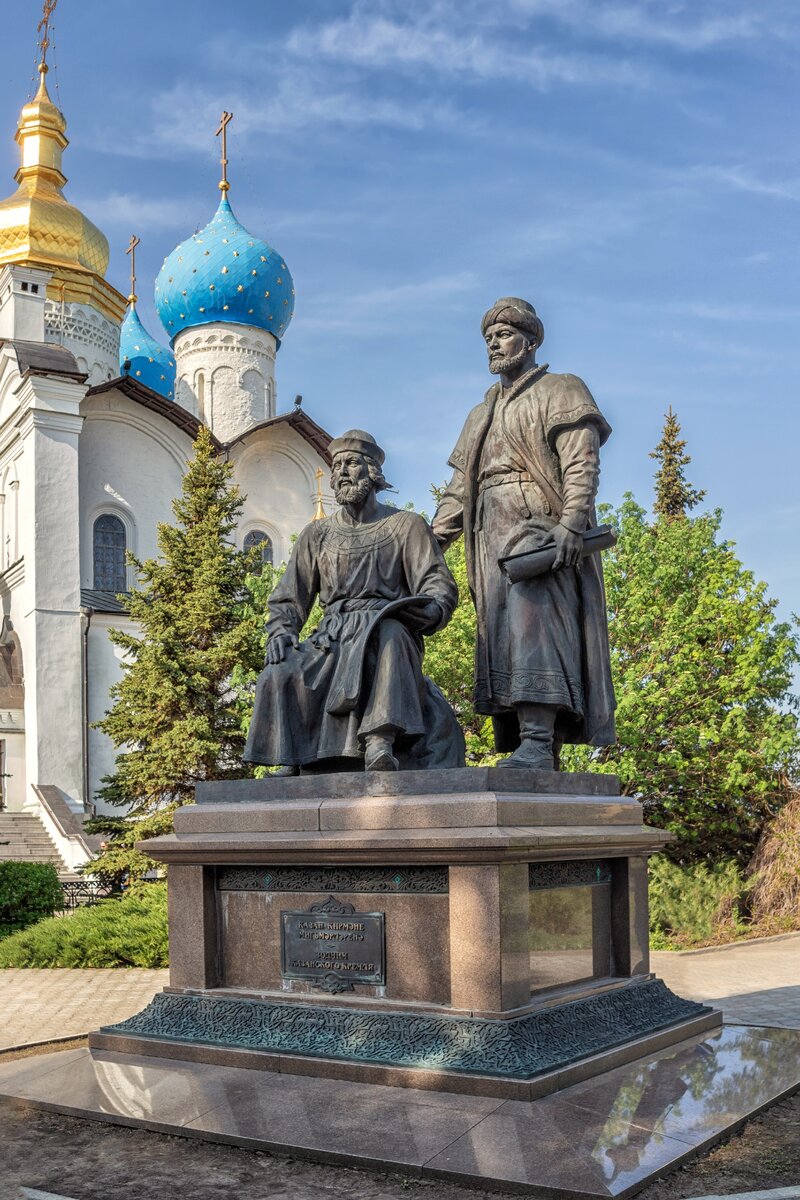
[0,69,124,322]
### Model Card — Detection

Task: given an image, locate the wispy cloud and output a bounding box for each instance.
[507,0,775,52]
[285,9,652,90]
[299,270,479,335]
[689,164,800,202]
[92,69,464,163]
[73,192,190,231]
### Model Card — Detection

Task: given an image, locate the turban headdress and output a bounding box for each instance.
[481,297,544,348]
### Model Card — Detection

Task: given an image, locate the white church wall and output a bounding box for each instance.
[14,372,86,811]
[79,391,192,584]
[173,321,277,442]
[86,613,132,812]
[230,424,332,563]
[44,300,119,386]
[0,712,26,810]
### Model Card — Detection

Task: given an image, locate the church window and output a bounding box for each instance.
[93,514,127,593]
[197,372,206,422]
[244,529,273,570]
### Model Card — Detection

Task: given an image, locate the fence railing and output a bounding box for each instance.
[58,879,123,914]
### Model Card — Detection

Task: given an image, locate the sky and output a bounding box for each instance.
[2,0,799,647]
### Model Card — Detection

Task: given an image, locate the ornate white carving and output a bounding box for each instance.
[173,322,278,442]
[44,301,120,386]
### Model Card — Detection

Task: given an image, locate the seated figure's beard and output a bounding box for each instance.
[489,345,530,376]
[335,477,374,509]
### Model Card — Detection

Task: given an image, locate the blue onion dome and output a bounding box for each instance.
[119,302,176,399]
[153,195,295,345]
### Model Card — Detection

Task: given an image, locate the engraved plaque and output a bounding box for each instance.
[281,895,385,994]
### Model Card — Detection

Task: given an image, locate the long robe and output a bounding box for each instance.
[244,505,465,769]
[432,365,616,749]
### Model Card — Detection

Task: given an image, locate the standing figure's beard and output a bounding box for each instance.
[488,344,531,377]
[334,477,374,509]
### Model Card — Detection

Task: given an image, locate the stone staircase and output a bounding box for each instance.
[0,811,70,877]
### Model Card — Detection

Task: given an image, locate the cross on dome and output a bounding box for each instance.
[125,233,140,304]
[37,0,58,74]
[216,110,233,194]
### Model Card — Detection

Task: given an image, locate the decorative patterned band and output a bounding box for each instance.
[105,979,709,1081]
[529,859,613,889]
[216,865,449,894]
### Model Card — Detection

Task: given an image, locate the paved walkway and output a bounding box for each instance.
[0,933,797,1051]
[0,969,169,1049]
[652,932,800,1028]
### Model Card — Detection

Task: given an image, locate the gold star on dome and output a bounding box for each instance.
[251,269,257,276]
[199,306,205,313]
[248,308,253,314]
[264,290,270,297]
[276,277,282,284]
[148,356,154,363]
[133,344,141,351]
[233,251,240,257]
[135,370,141,376]
[223,304,229,310]
[223,238,229,244]
[204,250,210,256]
[160,374,165,380]
[281,262,286,269]
[209,284,215,291]
[237,284,244,292]
[260,255,266,262]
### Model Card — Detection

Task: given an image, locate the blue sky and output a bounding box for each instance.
[3,1,799,646]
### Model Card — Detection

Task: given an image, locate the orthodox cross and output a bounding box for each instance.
[37,0,58,72]
[312,468,327,522]
[125,234,140,304]
[216,110,233,192]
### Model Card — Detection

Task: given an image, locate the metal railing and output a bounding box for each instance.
[58,879,123,914]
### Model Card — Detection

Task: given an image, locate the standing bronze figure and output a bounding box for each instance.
[245,430,465,774]
[432,298,616,769]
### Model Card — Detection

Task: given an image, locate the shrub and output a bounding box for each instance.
[0,881,168,967]
[748,790,800,926]
[649,856,747,948]
[0,862,64,938]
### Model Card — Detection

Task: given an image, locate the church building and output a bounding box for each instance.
[0,46,333,873]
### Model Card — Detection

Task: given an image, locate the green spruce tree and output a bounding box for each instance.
[563,440,799,862]
[650,407,705,520]
[86,427,263,882]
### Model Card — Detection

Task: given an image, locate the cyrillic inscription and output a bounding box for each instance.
[281,895,385,993]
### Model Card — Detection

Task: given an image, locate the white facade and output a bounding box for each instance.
[0,278,333,846]
[174,321,277,441]
[44,299,119,386]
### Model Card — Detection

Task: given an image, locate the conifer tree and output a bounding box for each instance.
[562,492,799,863]
[650,407,705,520]
[86,428,262,881]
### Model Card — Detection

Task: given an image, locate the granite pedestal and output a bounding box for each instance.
[91,769,719,1100]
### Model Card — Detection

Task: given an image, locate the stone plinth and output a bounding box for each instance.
[91,770,719,1099]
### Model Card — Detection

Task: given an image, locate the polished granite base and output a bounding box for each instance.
[2,1025,798,1197]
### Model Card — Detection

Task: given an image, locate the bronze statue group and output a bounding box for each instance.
[244,297,616,776]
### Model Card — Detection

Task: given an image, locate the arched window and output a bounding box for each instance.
[93,514,127,593]
[196,372,206,423]
[244,529,273,571]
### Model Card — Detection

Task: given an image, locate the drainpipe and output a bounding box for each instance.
[80,605,93,816]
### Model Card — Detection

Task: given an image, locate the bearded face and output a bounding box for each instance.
[485,323,534,377]
[332,452,375,509]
